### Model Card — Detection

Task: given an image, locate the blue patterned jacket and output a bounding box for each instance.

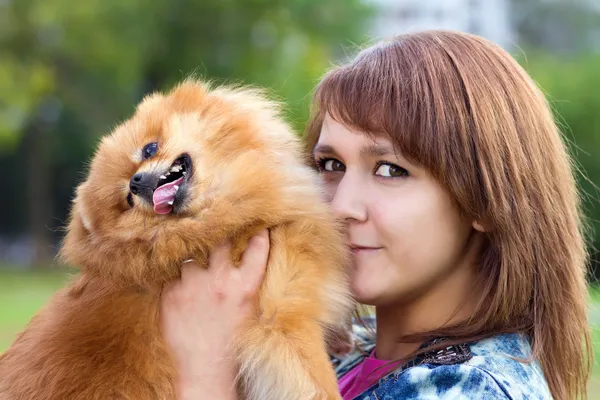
[331,317,552,399]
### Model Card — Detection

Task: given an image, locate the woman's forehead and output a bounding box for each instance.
[317,116,392,151]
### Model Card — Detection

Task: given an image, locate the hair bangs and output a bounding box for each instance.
[307,40,475,188]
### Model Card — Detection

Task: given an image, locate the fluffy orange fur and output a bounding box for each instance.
[0,80,353,400]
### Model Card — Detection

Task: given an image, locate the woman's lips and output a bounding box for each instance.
[350,245,383,254]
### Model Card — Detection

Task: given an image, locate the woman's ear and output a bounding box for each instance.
[472,220,486,232]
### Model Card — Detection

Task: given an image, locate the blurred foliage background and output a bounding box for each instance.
[1,0,600,395]
[0,0,598,272]
[0,0,373,265]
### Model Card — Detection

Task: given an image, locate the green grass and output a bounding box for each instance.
[1,268,600,397]
[0,267,71,350]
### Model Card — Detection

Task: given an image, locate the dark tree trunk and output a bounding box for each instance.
[24,105,56,267]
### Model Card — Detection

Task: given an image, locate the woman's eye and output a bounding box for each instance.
[319,158,345,172]
[375,163,408,178]
[142,142,158,160]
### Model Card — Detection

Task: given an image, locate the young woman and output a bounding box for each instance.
[160,30,592,399]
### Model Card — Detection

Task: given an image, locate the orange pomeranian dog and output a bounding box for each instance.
[0,79,353,400]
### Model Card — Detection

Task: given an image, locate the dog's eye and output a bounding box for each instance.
[142,142,158,160]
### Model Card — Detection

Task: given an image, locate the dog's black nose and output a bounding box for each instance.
[129,173,154,196]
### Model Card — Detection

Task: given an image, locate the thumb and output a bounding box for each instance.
[240,229,270,295]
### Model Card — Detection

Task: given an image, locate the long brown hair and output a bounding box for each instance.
[305,30,592,400]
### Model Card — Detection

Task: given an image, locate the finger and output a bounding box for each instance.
[240,229,270,293]
[160,279,184,313]
[160,280,177,305]
[180,260,206,283]
[208,239,234,296]
[209,239,234,272]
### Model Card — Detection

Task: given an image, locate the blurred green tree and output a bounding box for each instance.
[0,0,373,266]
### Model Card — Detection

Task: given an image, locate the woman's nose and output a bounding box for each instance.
[329,174,368,222]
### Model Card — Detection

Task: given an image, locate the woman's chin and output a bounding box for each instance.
[350,282,379,306]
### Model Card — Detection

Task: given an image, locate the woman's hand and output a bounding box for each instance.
[160,229,270,400]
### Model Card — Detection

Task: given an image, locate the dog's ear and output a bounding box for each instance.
[77,197,94,233]
[72,183,94,233]
[58,183,95,268]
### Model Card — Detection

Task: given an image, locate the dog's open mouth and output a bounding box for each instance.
[152,154,192,215]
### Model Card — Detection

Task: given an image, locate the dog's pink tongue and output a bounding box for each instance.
[153,177,184,214]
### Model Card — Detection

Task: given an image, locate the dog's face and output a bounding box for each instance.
[77,100,218,233]
[126,141,193,216]
[60,80,322,285]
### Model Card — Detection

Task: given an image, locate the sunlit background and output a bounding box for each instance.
[1,0,599,396]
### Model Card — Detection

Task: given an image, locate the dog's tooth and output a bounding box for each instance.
[174,185,179,191]
[170,166,180,172]
[182,171,187,176]
[168,201,173,205]
[165,172,170,176]
[160,175,167,180]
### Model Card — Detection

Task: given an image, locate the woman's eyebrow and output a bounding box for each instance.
[360,144,395,157]
[314,143,397,158]
[313,144,337,156]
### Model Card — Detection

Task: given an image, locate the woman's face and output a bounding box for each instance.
[314,115,481,306]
